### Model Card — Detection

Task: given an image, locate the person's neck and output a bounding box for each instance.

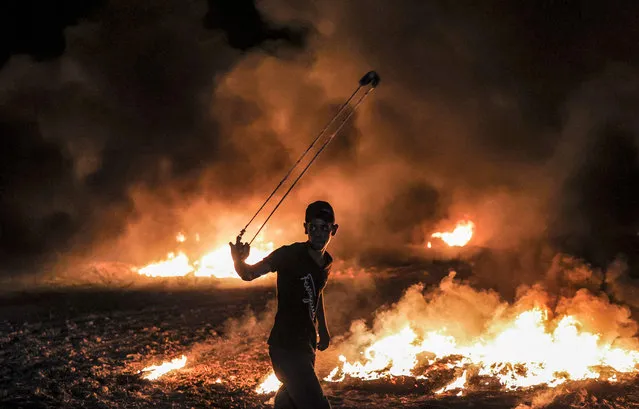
[306,242,326,261]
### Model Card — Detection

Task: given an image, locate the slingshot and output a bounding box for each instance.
[237,71,381,245]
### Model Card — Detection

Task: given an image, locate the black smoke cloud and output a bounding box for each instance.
[0,0,308,275]
[0,0,306,68]
[1,0,639,281]
[0,117,78,267]
[549,70,639,271]
[261,0,639,272]
[203,0,307,51]
[0,0,105,67]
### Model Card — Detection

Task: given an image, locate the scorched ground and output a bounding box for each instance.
[2,261,639,409]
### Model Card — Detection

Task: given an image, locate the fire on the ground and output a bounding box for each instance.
[134,220,639,396]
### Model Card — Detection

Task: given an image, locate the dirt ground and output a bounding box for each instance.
[2,267,639,409]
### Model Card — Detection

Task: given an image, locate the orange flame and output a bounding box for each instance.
[194,240,273,279]
[256,371,281,394]
[431,220,475,247]
[140,355,187,380]
[135,234,274,279]
[325,307,639,391]
[137,252,194,277]
[435,370,467,395]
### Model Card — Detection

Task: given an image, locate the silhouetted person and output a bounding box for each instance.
[230,201,336,409]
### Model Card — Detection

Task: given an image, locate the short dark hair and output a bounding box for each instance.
[305,201,335,223]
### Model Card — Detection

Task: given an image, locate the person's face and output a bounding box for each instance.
[304,218,338,250]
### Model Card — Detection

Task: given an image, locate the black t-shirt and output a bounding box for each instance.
[261,242,332,351]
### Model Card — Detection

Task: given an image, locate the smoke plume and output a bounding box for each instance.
[1,0,639,285]
[0,0,308,276]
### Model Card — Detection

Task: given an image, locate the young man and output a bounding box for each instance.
[229,200,337,409]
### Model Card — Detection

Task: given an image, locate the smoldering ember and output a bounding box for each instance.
[2,1,639,409]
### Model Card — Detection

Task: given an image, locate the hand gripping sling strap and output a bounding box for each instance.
[237,71,381,245]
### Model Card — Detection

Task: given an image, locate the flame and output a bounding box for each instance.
[194,241,273,278]
[325,307,639,392]
[176,232,186,243]
[431,220,475,247]
[256,371,281,394]
[435,370,468,395]
[137,252,194,277]
[140,355,187,380]
[135,234,274,279]
[325,327,421,382]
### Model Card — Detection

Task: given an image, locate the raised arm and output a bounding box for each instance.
[229,239,272,281]
[234,258,272,281]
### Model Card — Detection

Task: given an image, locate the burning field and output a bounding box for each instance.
[2,0,639,408]
[2,222,639,409]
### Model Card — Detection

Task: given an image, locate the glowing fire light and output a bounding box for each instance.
[137,252,194,277]
[431,220,474,247]
[325,327,422,382]
[176,232,186,243]
[256,371,281,394]
[325,308,639,391]
[435,370,468,395]
[136,234,274,279]
[194,242,272,278]
[140,355,187,380]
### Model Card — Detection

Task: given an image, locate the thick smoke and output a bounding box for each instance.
[0,0,308,276]
[213,0,639,282]
[328,269,639,383]
[1,0,639,286]
[549,67,639,271]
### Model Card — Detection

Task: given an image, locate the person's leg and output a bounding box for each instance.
[270,348,296,409]
[273,384,296,409]
[269,346,331,409]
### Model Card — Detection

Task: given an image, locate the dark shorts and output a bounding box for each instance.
[268,345,331,409]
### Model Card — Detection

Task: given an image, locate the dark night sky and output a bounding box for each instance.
[1,0,638,277]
